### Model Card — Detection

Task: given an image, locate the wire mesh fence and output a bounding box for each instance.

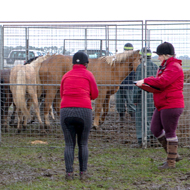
[146,20,190,147]
[0,21,190,148]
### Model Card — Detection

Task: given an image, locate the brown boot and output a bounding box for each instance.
[80,171,90,180]
[159,141,178,169]
[65,172,74,180]
[158,136,182,162]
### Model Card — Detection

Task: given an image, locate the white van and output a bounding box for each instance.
[4,50,44,68]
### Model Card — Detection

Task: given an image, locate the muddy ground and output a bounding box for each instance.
[0,95,190,189]
[1,94,190,148]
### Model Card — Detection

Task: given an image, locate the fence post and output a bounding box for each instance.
[0,25,3,144]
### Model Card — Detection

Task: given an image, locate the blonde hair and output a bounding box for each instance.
[163,54,175,60]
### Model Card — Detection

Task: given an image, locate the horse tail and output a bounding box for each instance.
[16,70,30,118]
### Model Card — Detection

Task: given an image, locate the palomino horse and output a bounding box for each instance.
[0,57,40,132]
[10,54,50,133]
[39,50,140,130]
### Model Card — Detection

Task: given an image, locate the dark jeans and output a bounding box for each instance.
[151,108,184,139]
[60,108,92,173]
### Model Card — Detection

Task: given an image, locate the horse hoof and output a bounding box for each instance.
[99,121,104,125]
[16,129,21,134]
[1,128,8,133]
[10,123,17,128]
[5,128,8,133]
[40,130,48,135]
[9,122,15,127]
[28,120,35,124]
[92,125,101,131]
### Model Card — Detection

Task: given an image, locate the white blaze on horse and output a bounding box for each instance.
[10,54,51,133]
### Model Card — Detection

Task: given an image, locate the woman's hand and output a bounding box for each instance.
[136,79,144,86]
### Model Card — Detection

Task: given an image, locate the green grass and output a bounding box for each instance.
[0,139,190,189]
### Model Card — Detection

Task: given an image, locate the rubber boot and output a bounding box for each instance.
[158,141,178,169]
[158,135,182,162]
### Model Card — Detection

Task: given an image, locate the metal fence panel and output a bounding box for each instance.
[1,20,190,148]
[0,21,145,148]
[145,20,190,147]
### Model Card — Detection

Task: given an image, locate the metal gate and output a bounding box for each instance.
[145,20,190,147]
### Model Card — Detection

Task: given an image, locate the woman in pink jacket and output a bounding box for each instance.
[136,42,184,169]
[60,52,99,180]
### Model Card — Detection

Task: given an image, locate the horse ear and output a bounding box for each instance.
[133,50,141,72]
[133,50,140,58]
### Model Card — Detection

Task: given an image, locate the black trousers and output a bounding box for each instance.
[60,107,92,173]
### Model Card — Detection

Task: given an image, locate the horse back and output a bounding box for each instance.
[39,54,72,84]
[88,58,114,84]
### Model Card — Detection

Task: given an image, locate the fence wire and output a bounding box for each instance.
[0,20,190,148]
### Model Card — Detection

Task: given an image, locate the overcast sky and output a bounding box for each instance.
[1,0,189,22]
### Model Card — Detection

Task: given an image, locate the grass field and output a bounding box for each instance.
[0,137,190,190]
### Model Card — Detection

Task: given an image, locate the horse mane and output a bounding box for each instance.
[24,56,39,65]
[99,51,134,66]
[29,53,51,67]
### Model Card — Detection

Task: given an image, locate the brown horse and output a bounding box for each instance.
[39,50,140,130]
[10,55,50,133]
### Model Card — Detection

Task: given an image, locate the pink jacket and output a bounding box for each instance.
[144,57,184,111]
[60,64,99,109]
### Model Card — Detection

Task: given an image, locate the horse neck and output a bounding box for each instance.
[31,62,40,73]
[114,62,133,83]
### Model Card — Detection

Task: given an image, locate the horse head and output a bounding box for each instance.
[127,50,141,72]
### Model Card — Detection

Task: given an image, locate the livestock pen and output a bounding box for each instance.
[0,20,190,149]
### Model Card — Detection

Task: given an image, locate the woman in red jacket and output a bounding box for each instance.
[60,52,99,180]
[136,42,184,169]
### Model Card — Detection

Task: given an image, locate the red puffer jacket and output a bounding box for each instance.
[144,57,184,111]
[60,64,99,109]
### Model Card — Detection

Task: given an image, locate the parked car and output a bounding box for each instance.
[4,50,44,68]
[78,49,113,59]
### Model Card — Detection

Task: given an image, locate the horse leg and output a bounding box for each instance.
[28,87,44,132]
[43,86,58,130]
[1,104,10,132]
[50,105,55,120]
[26,98,36,124]
[100,94,111,124]
[93,87,107,130]
[33,98,44,132]
[54,90,60,116]
[16,109,22,133]
[1,90,12,131]
[1,105,6,132]
[10,103,17,128]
